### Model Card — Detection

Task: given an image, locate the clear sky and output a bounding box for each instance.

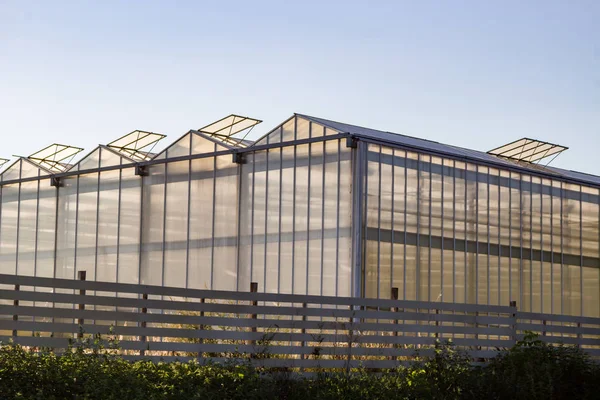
[1,1,598,176]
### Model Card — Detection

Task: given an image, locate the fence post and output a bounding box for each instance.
[577,322,582,348]
[300,302,307,361]
[140,293,148,357]
[250,282,258,348]
[542,319,547,337]
[391,287,399,361]
[509,300,517,345]
[12,284,20,338]
[77,271,86,339]
[435,309,440,339]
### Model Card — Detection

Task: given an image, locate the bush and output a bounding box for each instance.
[466,333,600,400]
[0,334,599,399]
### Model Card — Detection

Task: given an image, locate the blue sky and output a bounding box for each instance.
[1,1,598,175]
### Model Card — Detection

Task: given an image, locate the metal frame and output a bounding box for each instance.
[487,138,568,163]
[0,114,597,322]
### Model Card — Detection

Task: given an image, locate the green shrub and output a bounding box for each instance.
[1,333,599,399]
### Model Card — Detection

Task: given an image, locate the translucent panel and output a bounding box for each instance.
[211,155,238,291]
[405,244,418,301]
[17,180,37,276]
[564,264,581,316]
[295,117,310,141]
[250,151,266,291]
[0,185,18,279]
[100,147,126,167]
[55,177,78,280]
[96,169,120,284]
[76,148,101,171]
[263,149,280,294]
[140,165,165,286]
[191,132,229,155]
[293,145,309,294]
[281,118,295,142]
[1,160,23,181]
[166,133,192,158]
[188,157,215,290]
[75,173,99,281]
[583,266,599,318]
[117,167,141,284]
[164,161,189,288]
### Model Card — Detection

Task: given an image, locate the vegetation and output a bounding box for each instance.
[0,333,599,399]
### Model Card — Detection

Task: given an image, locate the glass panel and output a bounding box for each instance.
[118,167,141,284]
[140,165,165,286]
[75,173,98,282]
[100,147,125,167]
[212,155,238,291]
[56,176,78,280]
[167,133,192,158]
[96,169,120,284]
[164,161,189,288]
[76,148,101,171]
[17,180,37,276]
[188,157,214,290]
[1,160,23,181]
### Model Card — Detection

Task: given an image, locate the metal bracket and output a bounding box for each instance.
[50,177,63,187]
[346,136,358,149]
[135,165,149,177]
[232,152,245,164]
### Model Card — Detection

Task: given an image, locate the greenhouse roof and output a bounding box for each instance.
[296,114,600,187]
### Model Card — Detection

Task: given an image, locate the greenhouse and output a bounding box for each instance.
[0,113,598,317]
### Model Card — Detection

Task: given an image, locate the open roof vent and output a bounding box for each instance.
[27,144,84,172]
[198,114,261,148]
[487,138,568,165]
[107,130,166,161]
[0,158,8,170]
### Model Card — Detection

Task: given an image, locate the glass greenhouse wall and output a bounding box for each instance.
[0,114,598,317]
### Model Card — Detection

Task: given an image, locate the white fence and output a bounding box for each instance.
[0,273,599,370]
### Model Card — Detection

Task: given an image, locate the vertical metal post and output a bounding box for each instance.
[416,156,421,301]
[291,117,297,294]
[12,284,19,338]
[33,175,40,278]
[277,147,283,293]
[441,160,444,303]
[77,270,86,338]
[335,140,341,296]
[390,150,395,297]
[263,149,269,292]
[403,151,408,300]
[428,156,432,303]
[351,141,364,298]
[185,136,192,289]
[377,147,382,298]
[550,180,554,315]
[579,187,583,317]
[305,123,313,295]
[320,139,326,296]
[487,170,490,306]
[560,183,564,315]
[452,160,456,303]
[210,153,217,290]
[116,160,123,285]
